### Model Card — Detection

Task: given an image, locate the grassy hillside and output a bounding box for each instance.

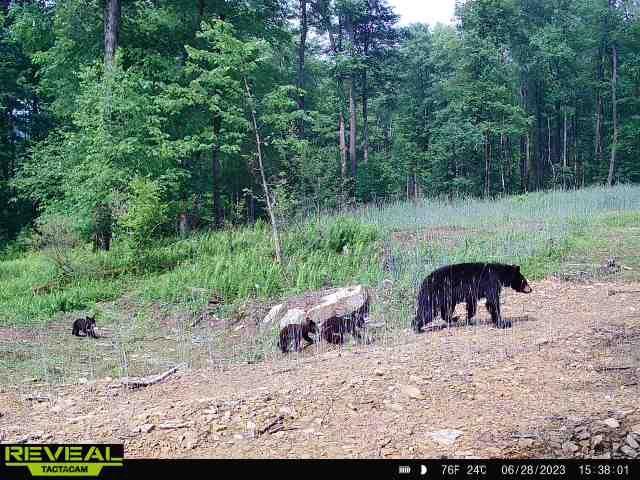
[1,185,639,384]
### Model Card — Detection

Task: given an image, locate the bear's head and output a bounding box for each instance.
[510,265,532,293]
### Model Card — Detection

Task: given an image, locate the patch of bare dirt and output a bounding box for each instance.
[1,279,639,458]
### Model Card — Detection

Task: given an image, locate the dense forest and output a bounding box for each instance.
[1,0,639,249]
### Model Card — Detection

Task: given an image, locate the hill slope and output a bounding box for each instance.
[2,278,639,458]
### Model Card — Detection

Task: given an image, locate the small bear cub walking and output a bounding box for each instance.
[413,262,532,332]
[72,315,98,338]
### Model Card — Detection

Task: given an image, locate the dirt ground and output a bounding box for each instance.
[1,278,639,458]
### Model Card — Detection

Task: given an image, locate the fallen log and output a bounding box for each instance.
[120,366,180,389]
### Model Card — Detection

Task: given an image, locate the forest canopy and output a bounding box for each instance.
[1,0,639,248]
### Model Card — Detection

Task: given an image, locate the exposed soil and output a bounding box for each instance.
[1,279,639,459]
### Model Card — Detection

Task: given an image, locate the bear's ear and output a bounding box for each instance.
[514,265,520,272]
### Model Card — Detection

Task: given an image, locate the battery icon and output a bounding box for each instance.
[399,466,411,474]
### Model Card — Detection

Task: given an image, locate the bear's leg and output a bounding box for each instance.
[486,299,511,328]
[465,297,477,325]
[440,300,455,327]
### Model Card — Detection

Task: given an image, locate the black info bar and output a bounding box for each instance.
[0,445,638,480]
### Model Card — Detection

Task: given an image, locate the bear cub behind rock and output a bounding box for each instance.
[278,319,317,353]
[413,262,532,332]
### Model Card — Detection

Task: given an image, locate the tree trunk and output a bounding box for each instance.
[339,110,348,196]
[349,76,357,184]
[95,0,121,251]
[244,78,283,265]
[595,44,604,170]
[563,109,568,170]
[526,133,532,192]
[296,0,308,137]
[484,133,491,198]
[362,69,369,165]
[104,0,121,68]
[535,80,544,189]
[212,115,223,228]
[607,41,618,186]
[563,109,568,189]
[500,133,506,194]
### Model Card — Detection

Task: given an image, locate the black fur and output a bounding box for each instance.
[320,297,370,344]
[412,263,532,332]
[278,319,317,353]
[72,315,98,338]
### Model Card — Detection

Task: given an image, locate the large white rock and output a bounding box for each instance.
[307,285,368,327]
[267,285,370,331]
[278,308,306,329]
[262,303,286,325]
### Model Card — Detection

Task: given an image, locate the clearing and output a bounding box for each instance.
[1,278,639,458]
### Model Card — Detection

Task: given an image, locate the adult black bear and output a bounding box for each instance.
[278,319,318,353]
[72,315,98,338]
[412,263,532,332]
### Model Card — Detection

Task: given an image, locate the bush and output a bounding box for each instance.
[288,217,379,254]
[117,178,170,253]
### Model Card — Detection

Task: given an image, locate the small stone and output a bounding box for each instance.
[401,385,423,400]
[428,429,464,446]
[620,446,637,457]
[592,453,610,459]
[374,370,385,377]
[518,438,534,448]
[575,430,591,440]
[591,434,604,448]
[562,441,579,454]
[278,407,297,418]
[626,434,639,449]
[140,424,155,434]
[601,418,620,429]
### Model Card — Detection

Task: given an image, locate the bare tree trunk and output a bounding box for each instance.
[94,0,121,251]
[339,110,347,196]
[563,109,568,189]
[595,45,604,170]
[563,109,568,169]
[244,78,283,265]
[362,69,369,165]
[349,76,357,184]
[607,41,619,186]
[212,115,223,228]
[484,134,491,198]
[525,133,531,192]
[500,133,506,193]
[104,0,121,68]
[296,0,308,137]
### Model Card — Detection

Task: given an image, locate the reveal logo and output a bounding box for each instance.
[2,444,123,477]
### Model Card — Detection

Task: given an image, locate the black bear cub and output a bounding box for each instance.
[278,319,318,353]
[72,315,98,338]
[320,298,370,344]
[412,263,532,332]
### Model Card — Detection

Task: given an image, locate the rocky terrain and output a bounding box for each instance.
[1,279,639,458]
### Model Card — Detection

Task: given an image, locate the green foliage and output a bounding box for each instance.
[118,177,170,251]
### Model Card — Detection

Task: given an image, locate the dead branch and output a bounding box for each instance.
[608,289,640,297]
[258,415,285,436]
[120,365,180,389]
[594,366,633,372]
[22,395,51,403]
